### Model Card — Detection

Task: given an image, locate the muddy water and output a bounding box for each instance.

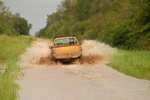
[20,39,116,65]
[18,39,150,100]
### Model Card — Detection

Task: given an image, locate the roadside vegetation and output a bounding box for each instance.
[108,50,150,80]
[0,0,32,36]
[38,0,150,50]
[0,1,35,99]
[0,35,35,100]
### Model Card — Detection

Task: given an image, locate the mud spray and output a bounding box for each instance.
[20,39,116,65]
[81,40,116,64]
[19,40,52,65]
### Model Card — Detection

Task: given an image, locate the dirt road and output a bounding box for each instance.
[18,39,150,100]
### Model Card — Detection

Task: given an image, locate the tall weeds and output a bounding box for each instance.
[0,35,35,100]
[108,50,150,80]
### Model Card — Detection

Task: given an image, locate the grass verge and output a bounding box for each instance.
[0,35,36,100]
[108,50,150,80]
[41,37,53,41]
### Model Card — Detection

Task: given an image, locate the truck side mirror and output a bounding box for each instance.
[49,46,53,49]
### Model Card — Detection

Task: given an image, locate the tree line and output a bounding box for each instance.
[38,0,150,50]
[0,0,32,36]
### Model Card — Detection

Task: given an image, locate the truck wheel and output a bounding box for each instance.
[56,60,62,65]
[73,57,81,64]
[51,56,56,63]
[78,56,82,64]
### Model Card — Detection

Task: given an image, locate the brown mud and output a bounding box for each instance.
[81,55,104,64]
[38,56,55,65]
[38,55,104,65]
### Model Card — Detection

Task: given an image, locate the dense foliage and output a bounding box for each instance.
[39,0,150,50]
[0,1,32,36]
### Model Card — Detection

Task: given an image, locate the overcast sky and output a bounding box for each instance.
[2,0,63,36]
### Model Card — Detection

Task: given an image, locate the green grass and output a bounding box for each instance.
[0,35,35,64]
[41,36,53,41]
[108,50,150,80]
[0,35,36,100]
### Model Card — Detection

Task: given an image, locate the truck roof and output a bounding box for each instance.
[54,35,75,39]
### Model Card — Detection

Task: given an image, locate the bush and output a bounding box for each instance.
[108,20,132,49]
[83,29,98,39]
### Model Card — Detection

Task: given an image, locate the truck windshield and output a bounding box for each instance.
[54,38,77,46]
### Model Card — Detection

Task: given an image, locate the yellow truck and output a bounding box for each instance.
[50,35,82,63]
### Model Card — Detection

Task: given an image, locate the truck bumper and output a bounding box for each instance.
[54,53,82,60]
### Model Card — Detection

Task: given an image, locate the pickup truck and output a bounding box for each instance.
[50,35,82,63]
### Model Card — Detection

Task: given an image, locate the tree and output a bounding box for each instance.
[12,13,32,35]
[0,1,32,36]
